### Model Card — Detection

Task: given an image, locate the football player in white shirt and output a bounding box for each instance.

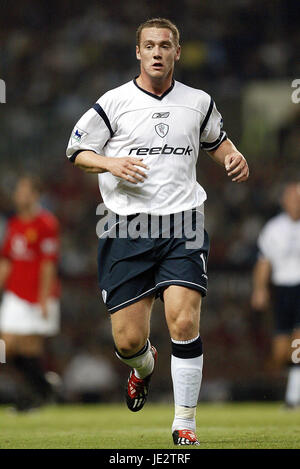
[251,182,300,409]
[66,18,249,445]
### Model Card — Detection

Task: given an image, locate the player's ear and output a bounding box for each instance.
[136,45,141,61]
[175,45,181,62]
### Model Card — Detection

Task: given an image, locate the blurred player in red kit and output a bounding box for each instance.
[0,175,60,411]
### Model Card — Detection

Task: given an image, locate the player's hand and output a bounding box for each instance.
[225,152,249,183]
[106,157,149,184]
[251,288,270,311]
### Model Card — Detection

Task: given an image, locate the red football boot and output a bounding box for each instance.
[172,429,200,446]
[126,345,157,412]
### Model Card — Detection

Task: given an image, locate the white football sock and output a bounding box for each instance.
[171,335,203,432]
[115,339,154,379]
[285,366,300,406]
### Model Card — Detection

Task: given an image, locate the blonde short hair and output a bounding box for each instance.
[136,18,180,47]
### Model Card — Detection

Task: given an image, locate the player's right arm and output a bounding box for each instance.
[251,222,274,311]
[66,94,148,184]
[251,257,272,311]
[0,223,12,291]
[0,258,11,291]
[74,150,148,184]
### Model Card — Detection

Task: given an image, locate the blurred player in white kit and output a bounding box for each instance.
[252,181,300,408]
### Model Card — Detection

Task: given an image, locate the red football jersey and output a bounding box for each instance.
[0,209,60,303]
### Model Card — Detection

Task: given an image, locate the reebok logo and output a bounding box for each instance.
[129,144,193,156]
[152,112,170,118]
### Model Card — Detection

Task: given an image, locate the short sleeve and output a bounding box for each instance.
[200,98,227,151]
[66,91,116,162]
[257,225,272,261]
[0,223,12,260]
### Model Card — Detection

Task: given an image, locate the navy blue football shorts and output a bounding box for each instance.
[97,208,210,314]
[272,284,300,334]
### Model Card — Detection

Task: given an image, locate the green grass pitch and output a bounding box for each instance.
[0,402,299,449]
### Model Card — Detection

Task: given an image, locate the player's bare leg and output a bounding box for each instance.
[111,295,158,411]
[1,333,21,357]
[111,296,154,356]
[266,334,291,381]
[164,285,202,445]
[1,333,55,411]
[2,333,44,357]
[272,334,291,372]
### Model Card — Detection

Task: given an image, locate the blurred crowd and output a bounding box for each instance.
[0,0,300,403]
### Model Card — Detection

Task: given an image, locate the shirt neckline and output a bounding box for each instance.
[133,77,175,101]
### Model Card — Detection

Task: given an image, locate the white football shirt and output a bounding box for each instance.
[258,212,300,286]
[66,78,227,215]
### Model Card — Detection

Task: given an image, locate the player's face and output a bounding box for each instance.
[282,183,300,220]
[13,178,39,213]
[136,27,181,82]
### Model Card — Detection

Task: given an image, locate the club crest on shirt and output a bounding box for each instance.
[25,228,38,243]
[155,123,169,138]
[71,127,88,145]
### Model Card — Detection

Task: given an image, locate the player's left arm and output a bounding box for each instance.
[39,216,59,318]
[0,258,11,292]
[0,222,12,292]
[207,138,249,183]
[39,260,57,318]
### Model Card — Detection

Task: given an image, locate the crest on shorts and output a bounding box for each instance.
[155,123,169,138]
[102,289,107,303]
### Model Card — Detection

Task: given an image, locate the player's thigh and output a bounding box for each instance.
[163,285,202,340]
[19,335,44,356]
[272,334,291,365]
[0,333,44,356]
[0,333,20,357]
[110,295,155,355]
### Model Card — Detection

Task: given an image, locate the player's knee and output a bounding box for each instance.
[169,312,198,340]
[115,335,147,357]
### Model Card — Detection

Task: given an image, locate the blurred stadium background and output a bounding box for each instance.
[0,0,299,406]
